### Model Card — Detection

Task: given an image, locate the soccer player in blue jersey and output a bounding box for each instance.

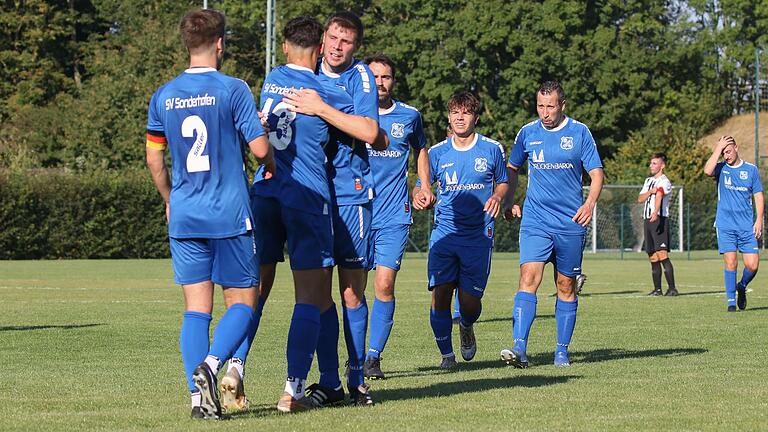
[704,135,763,312]
[216,16,336,413]
[283,11,388,406]
[362,54,432,379]
[145,9,273,420]
[502,81,604,368]
[413,91,508,369]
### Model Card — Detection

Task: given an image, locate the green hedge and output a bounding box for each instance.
[0,169,169,259]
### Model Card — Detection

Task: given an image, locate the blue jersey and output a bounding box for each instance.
[147,68,264,239]
[251,64,331,215]
[714,160,763,230]
[316,59,379,205]
[369,100,426,228]
[508,117,603,235]
[426,133,508,247]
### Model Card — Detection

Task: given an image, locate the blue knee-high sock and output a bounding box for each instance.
[231,297,266,363]
[180,311,211,393]
[367,298,395,360]
[740,268,757,288]
[513,292,537,352]
[555,298,578,354]
[287,303,321,380]
[317,303,341,389]
[209,303,255,370]
[459,299,481,326]
[343,299,368,388]
[725,270,737,306]
[452,289,461,319]
[430,308,454,356]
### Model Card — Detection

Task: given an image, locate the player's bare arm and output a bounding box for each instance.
[146,147,171,222]
[248,135,275,179]
[637,188,654,203]
[415,147,435,208]
[753,192,764,239]
[485,182,509,218]
[412,184,434,211]
[704,135,734,176]
[648,187,664,223]
[572,167,604,226]
[283,88,389,149]
[503,164,522,219]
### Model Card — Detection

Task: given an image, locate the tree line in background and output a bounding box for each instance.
[1,0,766,258]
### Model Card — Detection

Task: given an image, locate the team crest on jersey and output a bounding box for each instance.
[560,136,574,150]
[474,157,488,172]
[391,122,405,138]
[740,170,748,180]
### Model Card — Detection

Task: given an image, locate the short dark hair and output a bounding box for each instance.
[364,53,396,80]
[325,11,363,44]
[447,91,481,115]
[538,80,565,104]
[179,9,225,53]
[651,152,667,164]
[284,16,323,48]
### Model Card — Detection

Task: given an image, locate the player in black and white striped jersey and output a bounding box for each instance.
[637,152,678,296]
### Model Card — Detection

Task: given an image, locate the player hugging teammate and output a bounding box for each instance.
[150,9,619,420]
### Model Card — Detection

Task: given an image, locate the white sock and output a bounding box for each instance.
[204,355,220,375]
[284,376,306,398]
[190,391,201,408]
[228,358,244,380]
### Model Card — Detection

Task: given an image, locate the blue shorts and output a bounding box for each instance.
[519,229,585,277]
[333,203,372,269]
[717,228,759,254]
[252,196,334,270]
[428,240,492,299]
[368,224,409,271]
[169,232,258,288]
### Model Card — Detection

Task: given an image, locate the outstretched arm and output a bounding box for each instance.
[283,88,389,149]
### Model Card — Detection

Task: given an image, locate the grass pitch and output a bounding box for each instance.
[1,252,766,431]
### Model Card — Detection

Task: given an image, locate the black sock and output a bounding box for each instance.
[661,258,676,290]
[651,261,662,291]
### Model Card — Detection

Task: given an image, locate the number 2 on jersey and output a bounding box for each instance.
[262,97,296,151]
[183,115,210,173]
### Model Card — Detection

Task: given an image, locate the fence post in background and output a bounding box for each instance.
[687,202,691,261]
[620,204,624,260]
[678,187,684,252]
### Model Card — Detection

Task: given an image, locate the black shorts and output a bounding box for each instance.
[643,216,670,254]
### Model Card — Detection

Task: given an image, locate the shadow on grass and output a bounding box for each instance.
[228,375,580,418]
[676,290,722,296]
[374,374,579,402]
[743,306,768,312]
[479,314,553,324]
[566,347,707,365]
[579,290,640,297]
[0,323,105,332]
